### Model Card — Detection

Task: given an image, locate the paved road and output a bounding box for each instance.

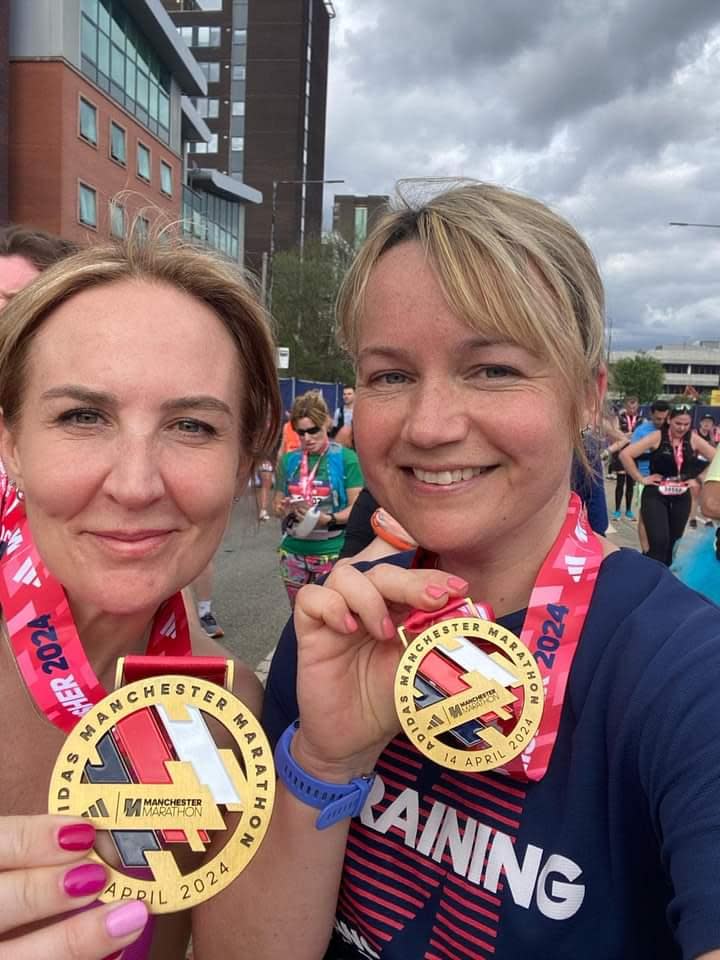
[208,490,289,675]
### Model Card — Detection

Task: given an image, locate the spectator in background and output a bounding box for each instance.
[279,410,301,456]
[0,224,76,307]
[330,385,355,446]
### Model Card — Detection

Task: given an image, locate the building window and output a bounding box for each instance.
[184,0,223,9]
[233,29,246,44]
[110,202,126,238]
[137,216,150,239]
[80,0,171,144]
[354,206,368,248]
[197,26,221,47]
[232,65,246,80]
[137,142,151,181]
[160,161,173,197]
[191,134,218,154]
[195,98,219,119]
[79,97,97,145]
[109,121,126,164]
[231,101,245,116]
[178,25,193,45]
[78,183,97,228]
[199,61,220,83]
[231,136,244,152]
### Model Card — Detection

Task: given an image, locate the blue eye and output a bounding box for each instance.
[174,419,217,437]
[58,409,104,426]
[371,371,409,386]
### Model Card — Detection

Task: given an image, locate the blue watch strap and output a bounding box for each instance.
[274,721,376,830]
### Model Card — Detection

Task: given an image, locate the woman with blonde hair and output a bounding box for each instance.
[273,390,363,605]
[0,232,281,958]
[215,182,720,959]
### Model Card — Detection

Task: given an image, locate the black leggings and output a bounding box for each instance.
[641,485,691,566]
[615,472,635,512]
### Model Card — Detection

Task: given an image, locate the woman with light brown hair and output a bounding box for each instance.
[273,390,363,605]
[0,232,281,958]
[217,181,720,959]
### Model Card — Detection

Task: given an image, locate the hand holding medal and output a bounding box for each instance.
[292,564,473,780]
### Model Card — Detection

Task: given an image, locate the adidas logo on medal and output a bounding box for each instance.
[426,713,445,729]
[82,797,110,819]
[12,556,41,588]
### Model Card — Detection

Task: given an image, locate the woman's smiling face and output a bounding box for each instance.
[0,278,245,618]
[352,241,576,561]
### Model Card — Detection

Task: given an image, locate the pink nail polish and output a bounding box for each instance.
[102,953,123,960]
[382,615,395,639]
[344,613,358,633]
[426,584,448,599]
[105,900,149,939]
[58,822,96,851]
[63,863,107,897]
[447,576,469,591]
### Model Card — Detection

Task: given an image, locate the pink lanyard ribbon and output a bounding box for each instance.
[672,440,684,477]
[0,472,190,731]
[410,492,603,782]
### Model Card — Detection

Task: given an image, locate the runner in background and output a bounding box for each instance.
[608,395,643,519]
[689,413,719,529]
[274,391,363,605]
[620,405,716,565]
[625,400,670,552]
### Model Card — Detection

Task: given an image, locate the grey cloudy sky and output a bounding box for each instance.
[323,0,720,350]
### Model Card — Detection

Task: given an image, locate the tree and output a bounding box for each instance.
[610,355,665,402]
[271,235,355,384]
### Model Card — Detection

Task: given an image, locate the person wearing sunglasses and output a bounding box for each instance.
[620,405,716,565]
[273,391,363,605]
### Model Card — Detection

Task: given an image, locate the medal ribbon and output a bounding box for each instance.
[293,446,329,503]
[626,414,637,433]
[0,472,191,733]
[409,492,603,782]
[672,439,684,477]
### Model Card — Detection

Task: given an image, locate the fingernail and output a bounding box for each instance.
[58,822,96,851]
[344,613,358,633]
[105,900,149,939]
[63,862,107,898]
[102,953,124,960]
[447,576,469,591]
[382,615,395,640]
[426,584,448,599]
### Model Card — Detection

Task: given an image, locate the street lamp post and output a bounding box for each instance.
[266,177,344,313]
[669,221,720,229]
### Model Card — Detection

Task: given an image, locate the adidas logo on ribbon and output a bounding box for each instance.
[159,612,177,639]
[12,556,41,588]
[564,554,587,583]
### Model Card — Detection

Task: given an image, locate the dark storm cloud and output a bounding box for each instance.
[325,1,720,348]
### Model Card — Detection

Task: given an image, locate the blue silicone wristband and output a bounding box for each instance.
[274,721,376,830]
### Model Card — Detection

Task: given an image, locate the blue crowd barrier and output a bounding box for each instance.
[279,378,343,416]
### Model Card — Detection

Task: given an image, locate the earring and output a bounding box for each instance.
[15,488,24,501]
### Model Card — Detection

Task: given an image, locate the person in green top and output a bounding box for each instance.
[273,390,364,605]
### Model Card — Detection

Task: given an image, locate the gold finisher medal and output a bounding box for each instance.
[48,671,274,913]
[394,612,544,772]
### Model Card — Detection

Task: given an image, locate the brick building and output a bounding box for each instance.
[332,194,390,249]
[7,0,260,259]
[162,0,335,275]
